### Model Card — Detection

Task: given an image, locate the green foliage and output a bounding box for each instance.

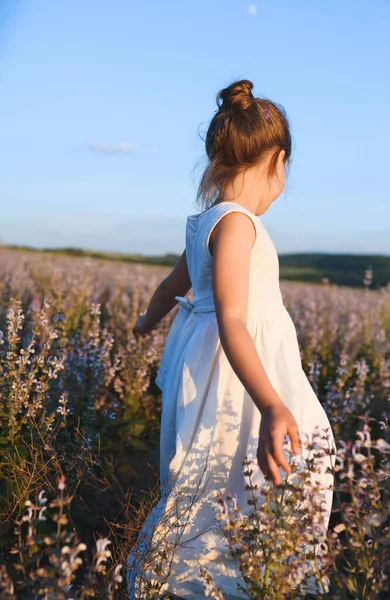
[279,253,390,289]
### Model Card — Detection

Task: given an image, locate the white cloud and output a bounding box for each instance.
[87,141,141,154]
[249,4,257,16]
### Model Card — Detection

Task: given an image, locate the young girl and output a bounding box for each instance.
[127,79,336,600]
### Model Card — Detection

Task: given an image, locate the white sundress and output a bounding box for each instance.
[127,201,336,600]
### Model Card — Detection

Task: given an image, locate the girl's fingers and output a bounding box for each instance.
[264,449,282,485]
[256,444,271,480]
[268,432,291,474]
[262,437,286,484]
[288,423,302,455]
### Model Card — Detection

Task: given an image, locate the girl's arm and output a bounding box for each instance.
[211,212,279,413]
[134,249,192,335]
[211,211,301,484]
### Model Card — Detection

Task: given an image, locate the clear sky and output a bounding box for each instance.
[1,0,389,256]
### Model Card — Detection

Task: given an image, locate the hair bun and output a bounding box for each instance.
[218,79,254,111]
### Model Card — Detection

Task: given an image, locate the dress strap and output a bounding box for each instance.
[199,201,260,260]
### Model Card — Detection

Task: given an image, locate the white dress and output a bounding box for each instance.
[126,201,336,600]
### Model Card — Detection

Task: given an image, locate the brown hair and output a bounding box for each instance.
[194,79,293,210]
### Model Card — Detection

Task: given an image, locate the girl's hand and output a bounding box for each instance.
[257,402,301,485]
[132,312,157,340]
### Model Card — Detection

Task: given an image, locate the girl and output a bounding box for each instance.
[127,79,336,600]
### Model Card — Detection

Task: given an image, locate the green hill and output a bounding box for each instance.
[278,253,390,289]
[2,244,389,290]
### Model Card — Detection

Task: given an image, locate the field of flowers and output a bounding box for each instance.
[0,246,389,599]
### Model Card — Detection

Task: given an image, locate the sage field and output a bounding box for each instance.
[0,247,389,599]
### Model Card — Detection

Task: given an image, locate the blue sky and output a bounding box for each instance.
[1,0,389,256]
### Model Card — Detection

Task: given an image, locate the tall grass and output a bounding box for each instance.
[0,248,388,598]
